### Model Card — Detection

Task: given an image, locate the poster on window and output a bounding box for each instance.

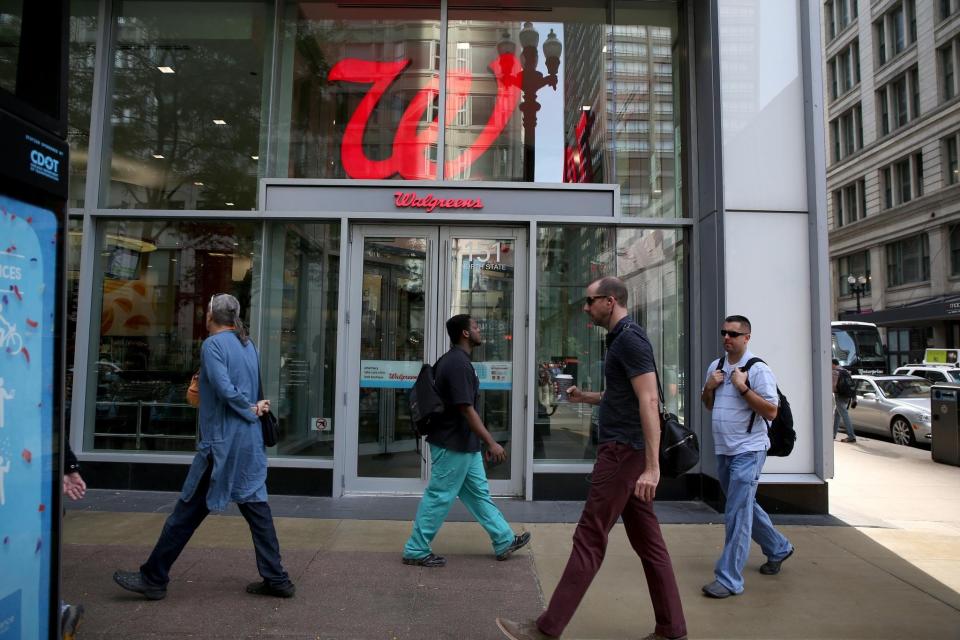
[0,195,58,640]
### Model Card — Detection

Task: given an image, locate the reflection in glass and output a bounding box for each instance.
[68,0,98,208]
[0,2,23,95]
[275,1,441,180]
[261,223,339,457]
[86,219,259,451]
[104,1,272,210]
[614,2,682,217]
[448,237,515,480]
[535,225,685,461]
[65,218,83,429]
[445,3,608,182]
[357,237,427,478]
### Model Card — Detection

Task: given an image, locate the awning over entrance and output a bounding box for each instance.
[845,294,960,326]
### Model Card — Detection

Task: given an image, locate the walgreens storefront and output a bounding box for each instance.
[67,0,829,509]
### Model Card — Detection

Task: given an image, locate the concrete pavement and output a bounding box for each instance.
[60,438,960,639]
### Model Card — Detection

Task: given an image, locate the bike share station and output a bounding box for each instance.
[0,1,70,637]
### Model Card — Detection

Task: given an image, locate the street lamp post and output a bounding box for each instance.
[847,274,868,314]
[498,24,562,182]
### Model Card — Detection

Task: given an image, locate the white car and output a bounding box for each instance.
[848,375,932,446]
[892,365,960,384]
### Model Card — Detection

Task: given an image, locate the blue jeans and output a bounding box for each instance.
[403,444,515,559]
[140,456,291,589]
[715,450,792,593]
[833,395,855,439]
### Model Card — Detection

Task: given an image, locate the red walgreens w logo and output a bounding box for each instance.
[328,53,522,180]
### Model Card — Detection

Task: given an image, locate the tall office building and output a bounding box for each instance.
[824,0,960,369]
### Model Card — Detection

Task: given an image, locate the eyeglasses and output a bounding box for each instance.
[584,295,610,306]
[720,329,748,338]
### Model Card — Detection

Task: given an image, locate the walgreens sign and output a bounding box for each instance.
[329,53,520,181]
[393,191,484,212]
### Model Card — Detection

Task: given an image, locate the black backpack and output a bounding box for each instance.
[835,368,856,399]
[409,362,444,438]
[718,357,796,457]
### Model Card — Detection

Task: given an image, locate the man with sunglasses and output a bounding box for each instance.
[700,315,794,599]
[496,277,686,640]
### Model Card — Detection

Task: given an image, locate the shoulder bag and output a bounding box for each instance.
[255,347,279,447]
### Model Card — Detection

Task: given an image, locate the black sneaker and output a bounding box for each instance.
[496,531,531,561]
[759,546,795,575]
[402,553,447,567]
[60,603,84,640]
[246,580,296,598]
[113,570,167,600]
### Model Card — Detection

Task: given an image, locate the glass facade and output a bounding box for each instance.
[534,226,686,461]
[65,1,693,484]
[84,220,260,451]
[102,1,273,210]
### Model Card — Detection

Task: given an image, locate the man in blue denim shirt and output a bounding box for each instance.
[700,315,794,599]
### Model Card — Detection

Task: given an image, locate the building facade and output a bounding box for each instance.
[59,0,831,511]
[824,0,960,369]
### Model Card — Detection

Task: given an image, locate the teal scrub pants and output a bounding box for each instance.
[403,443,515,559]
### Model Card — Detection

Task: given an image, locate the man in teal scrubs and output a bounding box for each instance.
[402,314,530,567]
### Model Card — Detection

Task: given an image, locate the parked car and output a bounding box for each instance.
[892,364,960,384]
[849,375,932,446]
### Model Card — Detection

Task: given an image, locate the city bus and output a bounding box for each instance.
[831,321,886,374]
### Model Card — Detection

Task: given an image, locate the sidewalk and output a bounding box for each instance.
[62,491,960,639]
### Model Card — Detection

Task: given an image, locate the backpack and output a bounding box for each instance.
[718,357,796,457]
[835,368,856,399]
[409,362,444,438]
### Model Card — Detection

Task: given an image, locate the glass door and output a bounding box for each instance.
[345,225,526,496]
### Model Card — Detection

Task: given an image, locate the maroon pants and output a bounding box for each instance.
[537,442,687,639]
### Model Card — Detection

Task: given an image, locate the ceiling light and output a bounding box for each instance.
[157,66,175,74]
[213,119,227,125]
[225,202,235,206]
[152,153,164,159]
[193,181,204,186]
[251,155,259,160]
[582,105,591,111]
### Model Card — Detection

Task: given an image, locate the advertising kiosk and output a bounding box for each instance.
[0,1,70,638]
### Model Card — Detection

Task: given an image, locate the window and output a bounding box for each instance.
[104,0,274,210]
[950,224,960,275]
[877,66,919,136]
[826,0,856,40]
[881,152,923,209]
[828,40,860,101]
[945,133,959,185]
[833,178,866,227]
[536,226,686,460]
[831,103,862,162]
[875,1,916,67]
[896,157,911,203]
[838,251,871,296]
[940,39,958,102]
[68,0,98,209]
[85,219,261,452]
[941,0,959,21]
[886,234,930,286]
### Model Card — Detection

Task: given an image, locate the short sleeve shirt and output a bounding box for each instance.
[597,318,656,449]
[426,346,481,453]
[705,349,779,455]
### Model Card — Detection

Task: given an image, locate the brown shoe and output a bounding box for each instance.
[495,617,556,640]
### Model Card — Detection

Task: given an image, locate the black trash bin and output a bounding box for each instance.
[930,385,960,466]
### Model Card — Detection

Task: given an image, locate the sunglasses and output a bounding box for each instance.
[720,329,748,338]
[584,295,610,306]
